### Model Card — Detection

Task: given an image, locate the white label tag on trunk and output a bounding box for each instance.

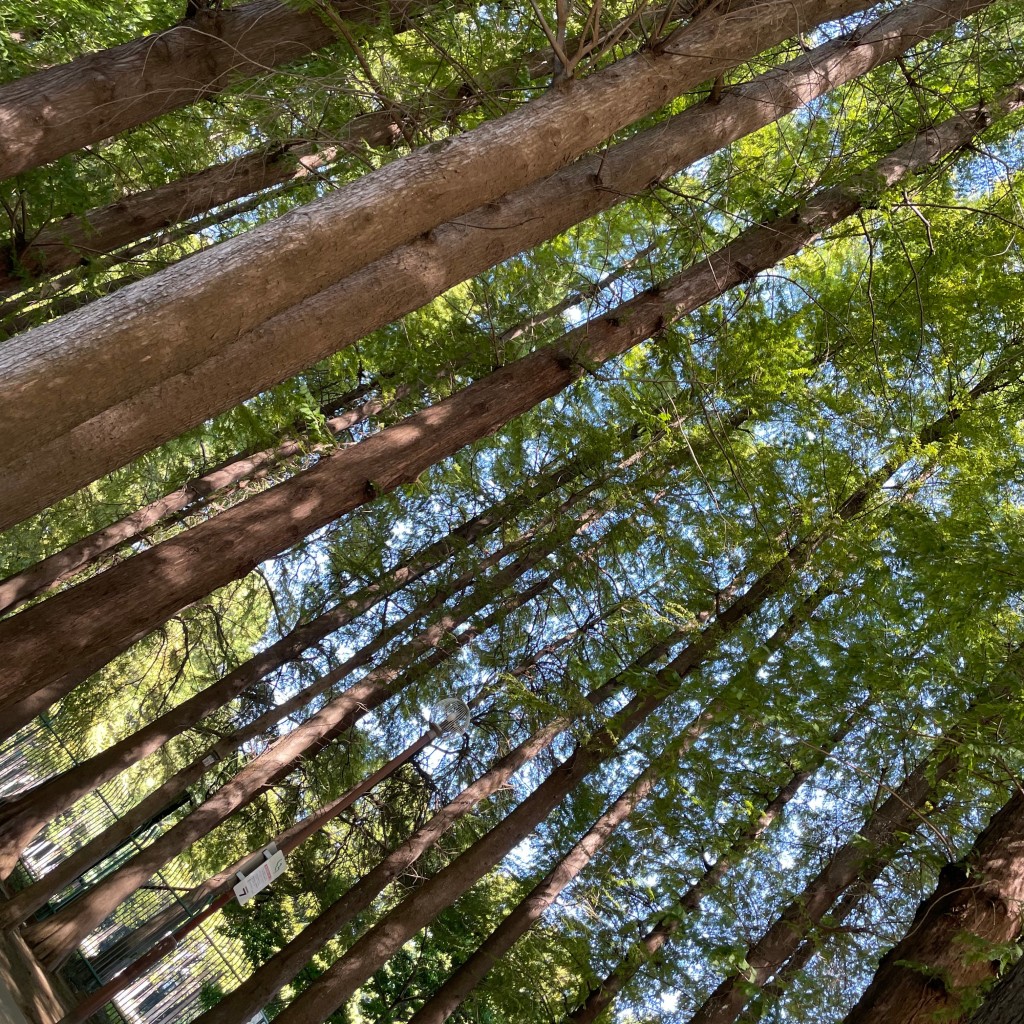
[233,848,287,906]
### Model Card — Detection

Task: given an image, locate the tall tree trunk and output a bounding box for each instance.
[2,75,1014,725]
[0,391,388,615]
[199,386,986,1024]
[838,789,1024,1024]
[18,496,615,964]
[0,0,892,527]
[405,605,860,1024]
[0,47,563,298]
[0,0,993,527]
[0,0,440,180]
[566,619,860,1024]
[685,745,967,1024]
[0,240,654,615]
[0,466,595,872]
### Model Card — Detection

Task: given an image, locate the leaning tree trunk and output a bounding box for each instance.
[0,502,557,880]
[0,45,564,298]
[685,741,967,1024]
[0,0,442,180]
[404,595,859,1024]
[0,0,993,528]
[2,73,1016,730]
[197,404,966,1024]
[838,788,1024,1024]
[0,389,388,615]
[18,495,615,964]
[0,0,894,526]
[565,601,859,1024]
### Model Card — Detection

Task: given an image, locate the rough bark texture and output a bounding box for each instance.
[0,0,881,527]
[0,0,436,179]
[18,505,600,964]
[0,0,992,528]
[0,51,553,298]
[2,77,1011,728]
[968,955,1024,1024]
[840,790,1024,1024]
[0,392,385,615]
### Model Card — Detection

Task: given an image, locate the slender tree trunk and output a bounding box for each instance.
[0,0,441,180]
[18,497,612,964]
[204,399,968,1024]
[0,466,592,872]
[839,789,1024,1024]
[0,422,598,743]
[0,0,884,524]
[566,634,861,1024]
[405,624,862,1024]
[685,746,965,1024]
[0,0,992,527]
[3,75,1015,724]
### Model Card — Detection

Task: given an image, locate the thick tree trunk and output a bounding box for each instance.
[18,499,610,964]
[0,0,439,180]
[0,0,993,527]
[0,49,559,298]
[567,623,859,1024]
[0,391,388,615]
[839,789,1024,1024]
[0,0,886,527]
[2,77,1014,726]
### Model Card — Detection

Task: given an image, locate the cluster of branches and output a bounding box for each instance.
[2,1,1024,1023]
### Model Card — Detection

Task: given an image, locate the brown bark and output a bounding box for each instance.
[3,73,1014,726]
[839,789,1024,1024]
[0,0,881,527]
[18,499,609,965]
[567,611,858,1024]
[968,955,1024,1024]
[0,392,389,615]
[0,0,438,180]
[0,465,590,878]
[0,48,559,299]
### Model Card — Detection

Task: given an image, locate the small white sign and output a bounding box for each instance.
[233,848,287,906]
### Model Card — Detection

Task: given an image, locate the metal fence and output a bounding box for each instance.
[0,718,253,1024]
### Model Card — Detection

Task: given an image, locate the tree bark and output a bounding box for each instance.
[0,0,884,527]
[0,391,389,615]
[18,496,611,965]
[0,48,561,299]
[839,789,1024,1024]
[968,954,1024,1024]
[0,0,439,180]
[2,76,1015,728]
